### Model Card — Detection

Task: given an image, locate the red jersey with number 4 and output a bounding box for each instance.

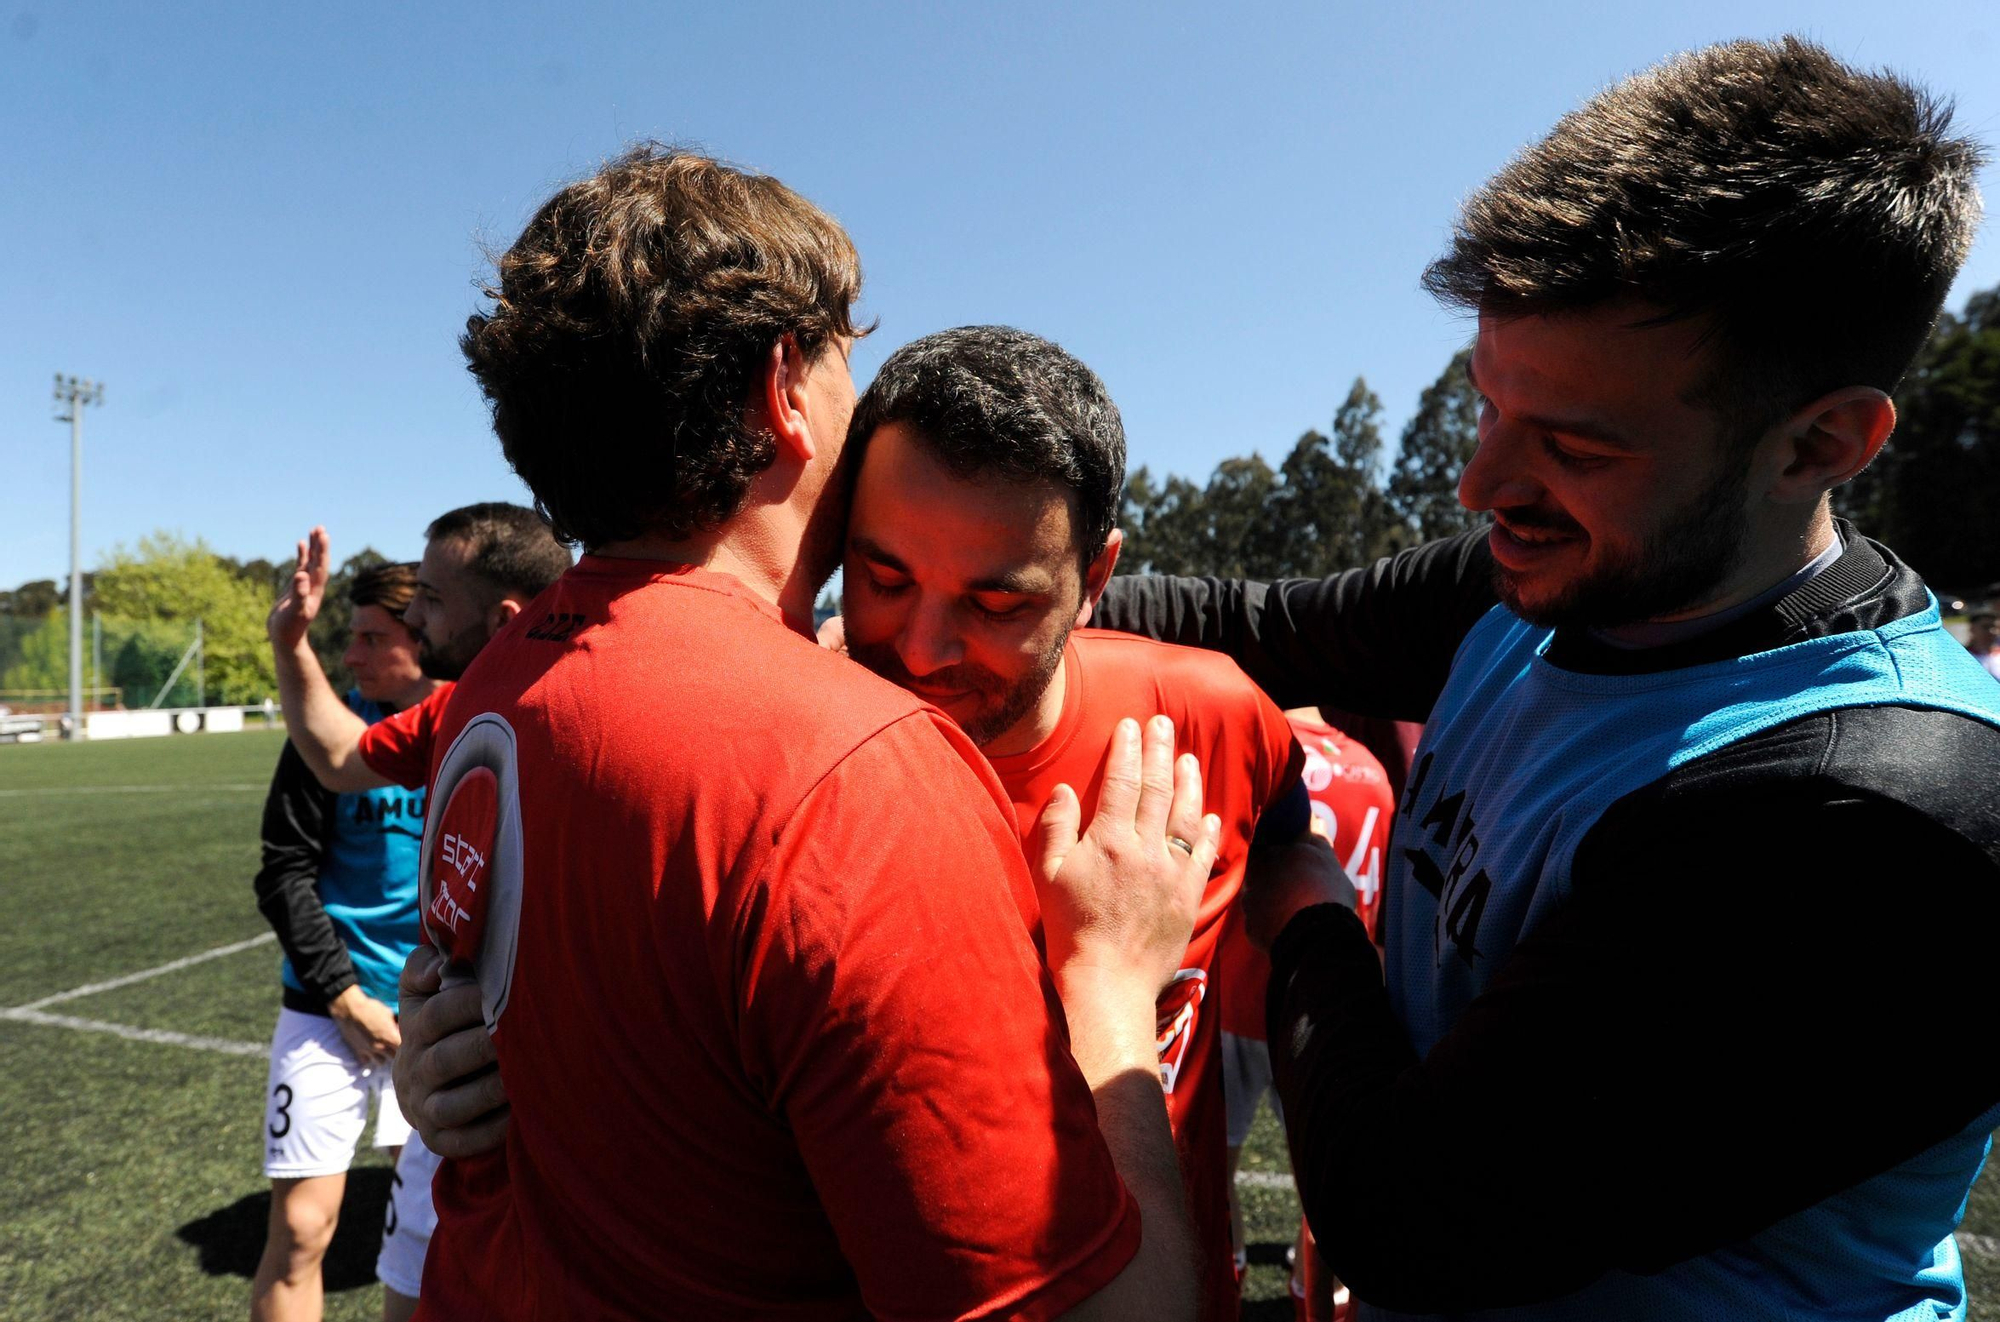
[410,558,1139,1322]
[984,628,1303,1322]
[1216,716,1393,1042]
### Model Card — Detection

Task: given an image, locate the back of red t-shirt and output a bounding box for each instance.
[983,629,1302,1322]
[413,559,1137,1322]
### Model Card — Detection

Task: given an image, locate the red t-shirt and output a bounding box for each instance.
[413,558,1138,1322]
[1215,716,1393,1042]
[983,628,1302,1322]
[355,681,454,790]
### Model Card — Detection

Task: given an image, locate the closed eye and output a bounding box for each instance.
[1541,435,1612,470]
[973,598,1031,622]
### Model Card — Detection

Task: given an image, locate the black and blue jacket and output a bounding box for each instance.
[1097,523,2000,1321]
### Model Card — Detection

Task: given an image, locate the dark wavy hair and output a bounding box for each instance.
[848,326,1125,567]
[462,145,869,548]
[1423,37,1987,434]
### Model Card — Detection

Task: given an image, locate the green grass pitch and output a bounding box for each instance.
[1,732,1994,1319]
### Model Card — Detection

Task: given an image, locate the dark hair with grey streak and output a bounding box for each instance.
[849,326,1126,566]
[424,502,574,602]
[1424,37,1987,436]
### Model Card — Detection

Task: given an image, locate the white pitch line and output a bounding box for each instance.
[1963,1233,2000,1259]
[0,783,264,798]
[9,931,277,1012]
[1235,1170,1297,1190]
[0,1007,268,1057]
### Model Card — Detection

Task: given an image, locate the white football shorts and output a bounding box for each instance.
[261,1006,411,1179]
[376,1132,440,1297]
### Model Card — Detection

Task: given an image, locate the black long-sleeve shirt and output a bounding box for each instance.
[1095,525,2000,1312]
[252,739,356,1014]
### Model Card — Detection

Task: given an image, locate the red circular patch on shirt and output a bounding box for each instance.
[427,765,498,966]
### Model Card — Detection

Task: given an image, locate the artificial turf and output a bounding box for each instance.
[1,731,1993,1319]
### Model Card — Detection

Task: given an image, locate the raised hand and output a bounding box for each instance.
[1029,715,1220,1003]
[267,526,331,650]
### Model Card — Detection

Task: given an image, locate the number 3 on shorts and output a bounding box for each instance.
[269,1082,295,1139]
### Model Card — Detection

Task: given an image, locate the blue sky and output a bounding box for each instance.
[4,0,1997,586]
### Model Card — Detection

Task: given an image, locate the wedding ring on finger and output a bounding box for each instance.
[1166,835,1195,856]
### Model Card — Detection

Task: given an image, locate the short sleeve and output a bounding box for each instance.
[355,683,453,790]
[735,711,1140,1322]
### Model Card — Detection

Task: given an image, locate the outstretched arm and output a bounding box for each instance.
[1092,529,1500,722]
[267,526,388,792]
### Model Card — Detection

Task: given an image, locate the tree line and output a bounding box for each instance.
[0,537,386,708]
[1120,348,1480,578]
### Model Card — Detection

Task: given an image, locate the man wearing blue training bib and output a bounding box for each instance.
[1097,36,2000,1322]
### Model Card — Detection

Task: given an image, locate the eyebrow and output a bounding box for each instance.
[1465,357,1640,451]
[850,535,1053,596]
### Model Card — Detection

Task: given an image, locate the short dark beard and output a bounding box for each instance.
[850,631,1069,748]
[1494,460,1752,629]
[417,620,488,681]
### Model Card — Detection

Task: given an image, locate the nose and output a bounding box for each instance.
[342,640,367,671]
[897,598,965,678]
[403,598,427,631]
[1457,418,1544,514]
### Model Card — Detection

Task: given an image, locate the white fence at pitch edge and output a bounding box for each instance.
[0,703,281,745]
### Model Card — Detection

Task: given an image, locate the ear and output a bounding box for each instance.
[760,334,817,466]
[1074,529,1124,628]
[1766,388,1895,505]
[488,596,525,637]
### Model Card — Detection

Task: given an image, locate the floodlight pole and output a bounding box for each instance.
[53,375,104,739]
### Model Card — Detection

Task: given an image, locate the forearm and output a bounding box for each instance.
[254,745,358,1005]
[1243,828,1357,951]
[1265,816,2000,1312]
[274,639,384,791]
[1055,978,1198,1322]
[1094,532,1498,721]
[254,874,358,1004]
[1265,906,1483,1307]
